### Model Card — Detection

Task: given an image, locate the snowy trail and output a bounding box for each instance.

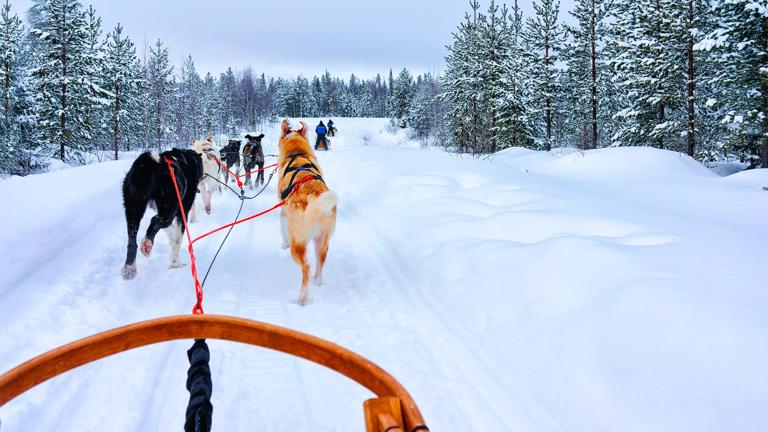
[2,119,768,431]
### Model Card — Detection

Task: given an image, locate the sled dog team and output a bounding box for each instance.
[121,120,337,306]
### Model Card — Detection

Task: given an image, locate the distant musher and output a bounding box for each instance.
[315,121,329,151]
[327,119,336,137]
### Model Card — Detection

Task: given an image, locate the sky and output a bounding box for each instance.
[11,0,575,80]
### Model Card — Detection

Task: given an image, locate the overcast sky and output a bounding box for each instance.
[11,0,575,80]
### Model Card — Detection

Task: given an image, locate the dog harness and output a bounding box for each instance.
[280,152,325,200]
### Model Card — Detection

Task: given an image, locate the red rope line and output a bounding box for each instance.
[164,157,205,315]
[164,156,317,314]
[207,153,243,188]
[236,163,278,180]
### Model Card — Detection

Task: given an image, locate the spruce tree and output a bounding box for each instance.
[442,0,483,153]
[525,0,564,151]
[0,0,25,172]
[146,39,173,151]
[698,0,768,167]
[103,23,142,159]
[497,0,536,150]
[31,0,93,161]
[388,68,414,128]
[562,0,614,149]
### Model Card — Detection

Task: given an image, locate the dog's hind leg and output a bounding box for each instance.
[313,232,331,285]
[312,233,329,286]
[257,163,264,185]
[290,241,311,305]
[164,221,184,269]
[122,197,148,280]
[189,199,198,223]
[280,207,289,249]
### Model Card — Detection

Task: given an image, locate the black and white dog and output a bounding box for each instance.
[219,139,242,184]
[121,148,203,280]
[242,133,266,187]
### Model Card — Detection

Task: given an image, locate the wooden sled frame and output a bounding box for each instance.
[0,314,428,432]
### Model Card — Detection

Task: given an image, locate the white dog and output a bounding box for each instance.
[190,136,221,222]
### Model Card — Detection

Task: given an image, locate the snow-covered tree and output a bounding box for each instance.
[524,0,565,151]
[561,0,614,149]
[145,39,173,151]
[103,23,142,159]
[31,0,95,161]
[388,68,414,128]
[0,0,27,172]
[497,0,536,149]
[200,72,218,135]
[697,0,768,167]
[442,0,483,152]
[611,0,690,150]
[81,5,110,152]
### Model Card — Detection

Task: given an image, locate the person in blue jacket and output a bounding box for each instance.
[327,119,335,136]
[315,121,329,151]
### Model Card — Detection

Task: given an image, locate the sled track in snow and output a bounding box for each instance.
[339,202,563,430]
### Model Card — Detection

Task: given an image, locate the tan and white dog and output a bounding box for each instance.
[278,120,338,305]
[190,136,221,222]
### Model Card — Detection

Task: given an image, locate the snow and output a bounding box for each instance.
[1,118,767,431]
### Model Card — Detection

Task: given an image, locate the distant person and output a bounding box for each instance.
[315,121,329,151]
[327,119,335,137]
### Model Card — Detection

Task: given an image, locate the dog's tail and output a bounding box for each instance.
[307,190,338,217]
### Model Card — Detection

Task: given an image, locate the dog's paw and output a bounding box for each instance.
[281,241,289,250]
[121,264,137,280]
[140,239,153,257]
[168,262,186,269]
[312,275,323,286]
[297,295,308,306]
[204,205,211,215]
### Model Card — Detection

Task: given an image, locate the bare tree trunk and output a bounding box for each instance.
[686,0,696,157]
[545,34,552,151]
[471,96,478,154]
[3,62,10,115]
[590,0,598,150]
[113,83,121,160]
[60,8,68,162]
[762,18,768,168]
[656,0,665,150]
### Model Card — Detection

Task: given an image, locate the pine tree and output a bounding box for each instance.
[200,72,218,135]
[698,0,768,167]
[497,0,536,149]
[82,5,110,152]
[145,39,173,151]
[0,0,25,172]
[525,0,565,151]
[388,68,414,128]
[479,1,513,152]
[442,0,483,153]
[179,55,202,139]
[218,67,237,136]
[611,0,690,150]
[562,0,614,149]
[31,0,93,161]
[103,23,142,159]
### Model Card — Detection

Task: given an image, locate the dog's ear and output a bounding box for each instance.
[206,135,214,142]
[258,134,265,140]
[280,119,290,138]
[297,121,308,139]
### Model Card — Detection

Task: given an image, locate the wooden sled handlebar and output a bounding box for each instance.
[0,314,428,432]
